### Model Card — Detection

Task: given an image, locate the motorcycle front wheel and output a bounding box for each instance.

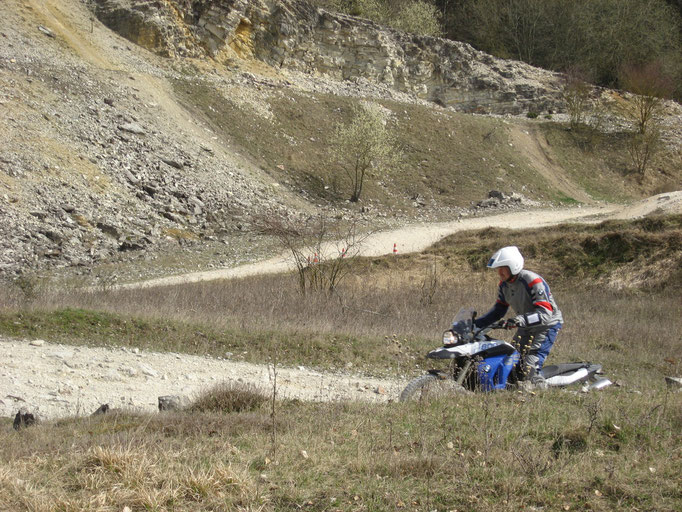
[399,373,468,402]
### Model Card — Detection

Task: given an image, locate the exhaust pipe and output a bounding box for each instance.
[587,378,612,391]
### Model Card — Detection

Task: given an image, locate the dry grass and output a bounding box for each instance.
[1,389,680,511]
[0,424,263,511]
[0,218,681,510]
[188,382,270,414]
[1,216,681,382]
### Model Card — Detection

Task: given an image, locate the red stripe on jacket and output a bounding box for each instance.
[528,278,543,287]
[534,301,553,312]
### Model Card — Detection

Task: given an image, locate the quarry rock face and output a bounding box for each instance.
[93,0,565,115]
[0,0,566,280]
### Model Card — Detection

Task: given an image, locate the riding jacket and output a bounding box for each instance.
[474,269,563,330]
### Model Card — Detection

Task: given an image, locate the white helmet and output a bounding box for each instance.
[487,246,524,275]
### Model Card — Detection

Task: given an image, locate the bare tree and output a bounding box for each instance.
[562,67,592,129]
[620,61,674,134]
[627,126,661,178]
[618,61,673,177]
[258,214,368,295]
[499,0,549,65]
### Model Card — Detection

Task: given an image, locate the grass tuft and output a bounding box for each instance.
[188,382,270,413]
[551,428,589,456]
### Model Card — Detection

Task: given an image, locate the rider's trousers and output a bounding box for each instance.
[513,322,562,380]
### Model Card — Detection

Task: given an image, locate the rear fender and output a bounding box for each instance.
[543,363,605,386]
[542,362,602,379]
[545,368,590,386]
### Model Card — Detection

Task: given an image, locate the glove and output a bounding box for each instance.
[503,316,524,329]
[502,318,516,330]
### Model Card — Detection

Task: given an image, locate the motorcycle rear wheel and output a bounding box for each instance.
[399,373,467,402]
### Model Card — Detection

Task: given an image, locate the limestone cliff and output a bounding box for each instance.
[92,0,565,115]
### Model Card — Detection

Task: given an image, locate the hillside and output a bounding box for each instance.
[1,4,681,507]
[1,0,681,283]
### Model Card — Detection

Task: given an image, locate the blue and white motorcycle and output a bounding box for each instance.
[399,308,612,402]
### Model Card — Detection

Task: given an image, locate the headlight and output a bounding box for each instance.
[443,331,458,346]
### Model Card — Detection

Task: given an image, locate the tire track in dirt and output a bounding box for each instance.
[509,125,594,204]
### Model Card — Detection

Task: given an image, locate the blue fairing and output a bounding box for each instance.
[477,352,520,390]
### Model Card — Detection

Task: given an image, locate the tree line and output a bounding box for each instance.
[310,0,682,101]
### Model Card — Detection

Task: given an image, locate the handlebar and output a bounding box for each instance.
[474,320,506,337]
[488,320,506,329]
[446,319,508,344]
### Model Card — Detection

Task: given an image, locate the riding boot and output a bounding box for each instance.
[517,365,547,390]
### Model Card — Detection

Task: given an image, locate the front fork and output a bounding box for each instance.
[427,358,475,388]
[455,359,473,386]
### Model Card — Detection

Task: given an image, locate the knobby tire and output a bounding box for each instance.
[399,373,467,402]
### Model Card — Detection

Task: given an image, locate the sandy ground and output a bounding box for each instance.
[2,192,680,421]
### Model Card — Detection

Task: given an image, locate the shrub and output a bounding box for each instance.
[562,67,592,128]
[315,0,443,37]
[391,1,442,37]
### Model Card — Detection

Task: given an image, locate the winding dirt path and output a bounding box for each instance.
[121,194,682,289]
[126,205,616,289]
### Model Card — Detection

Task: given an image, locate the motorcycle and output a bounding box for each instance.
[399,307,612,402]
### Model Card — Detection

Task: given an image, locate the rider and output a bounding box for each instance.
[472,246,563,385]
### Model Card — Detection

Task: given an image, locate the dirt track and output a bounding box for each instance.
[120,191,681,289]
[2,193,681,420]
[0,337,405,420]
